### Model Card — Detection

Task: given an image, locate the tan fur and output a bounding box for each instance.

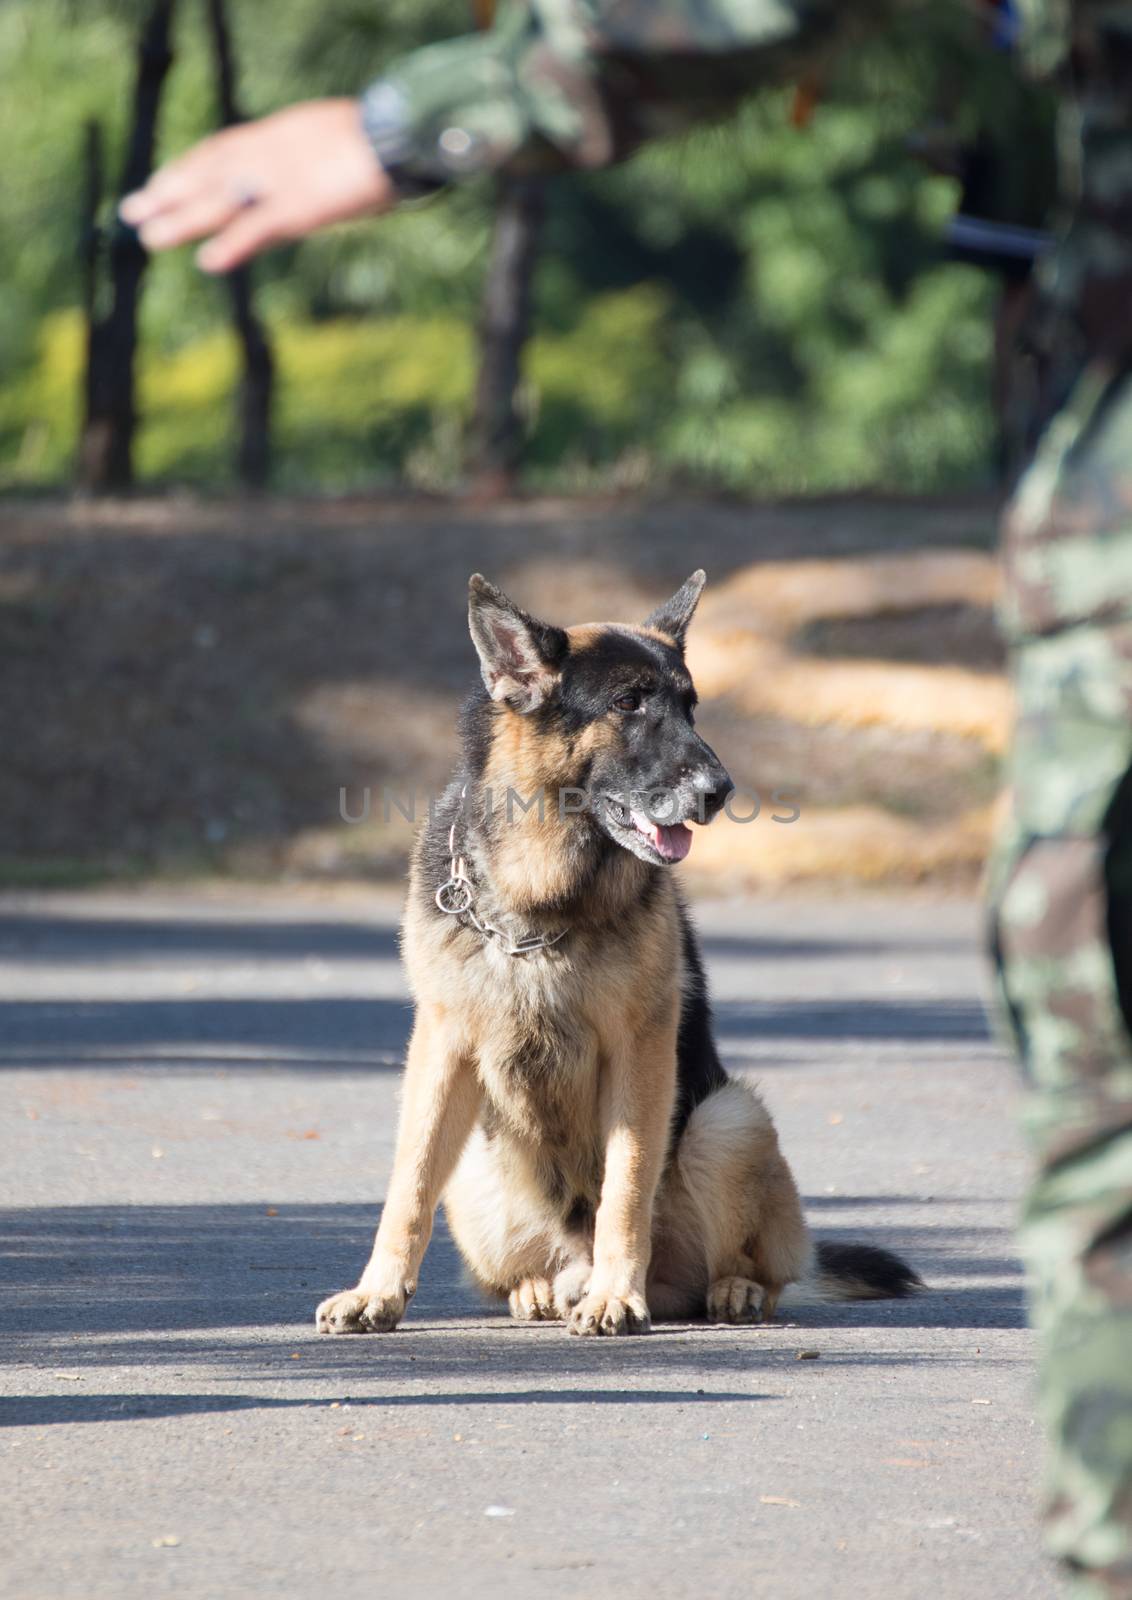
[316,830,813,1335]
[467,631,639,915]
[479,702,617,911]
[417,837,682,1333]
[314,1011,481,1332]
[636,624,680,649]
[316,623,814,1338]
[316,846,684,1335]
[649,1078,811,1322]
[567,622,676,651]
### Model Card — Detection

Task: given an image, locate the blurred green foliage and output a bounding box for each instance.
[0,0,1037,494]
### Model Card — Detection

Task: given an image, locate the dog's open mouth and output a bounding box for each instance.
[602,796,694,864]
[630,809,692,863]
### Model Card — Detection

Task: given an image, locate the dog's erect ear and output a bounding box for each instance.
[468,575,568,713]
[642,569,706,648]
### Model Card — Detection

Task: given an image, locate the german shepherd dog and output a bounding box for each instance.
[316,571,921,1337]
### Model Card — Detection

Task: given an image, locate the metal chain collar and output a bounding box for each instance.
[434,787,568,958]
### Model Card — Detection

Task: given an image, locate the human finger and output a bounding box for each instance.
[119,131,234,225]
[195,201,288,274]
[139,182,258,252]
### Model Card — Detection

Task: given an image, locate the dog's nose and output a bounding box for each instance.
[691,761,732,822]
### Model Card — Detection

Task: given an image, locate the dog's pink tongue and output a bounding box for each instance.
[632,811,693,863]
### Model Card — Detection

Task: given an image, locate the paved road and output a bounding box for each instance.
[0,889,1055,1600]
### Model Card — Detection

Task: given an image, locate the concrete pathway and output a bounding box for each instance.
[0,889,1054,1599]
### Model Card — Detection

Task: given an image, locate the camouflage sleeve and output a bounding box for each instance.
[359,0,869,192]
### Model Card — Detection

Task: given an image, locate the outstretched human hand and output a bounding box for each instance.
[119,99,395,273]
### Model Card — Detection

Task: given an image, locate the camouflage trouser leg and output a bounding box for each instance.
[989,362,1132,1598]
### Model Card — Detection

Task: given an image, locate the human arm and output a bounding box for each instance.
[121,0,875,272]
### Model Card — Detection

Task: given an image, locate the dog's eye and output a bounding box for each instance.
[611,690,642,714]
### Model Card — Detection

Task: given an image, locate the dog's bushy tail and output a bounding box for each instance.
[812,1240,925,1301]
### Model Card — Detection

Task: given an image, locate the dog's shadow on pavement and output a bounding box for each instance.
[2,1198,1029,1387]
[0,1385,774,1427]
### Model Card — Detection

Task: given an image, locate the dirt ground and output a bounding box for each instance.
[0,490,1007,890]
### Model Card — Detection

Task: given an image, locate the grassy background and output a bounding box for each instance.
[0,0,1047,496]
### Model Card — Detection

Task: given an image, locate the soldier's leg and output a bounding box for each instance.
[990,359,1132,1597]
[989,10,1132,1589]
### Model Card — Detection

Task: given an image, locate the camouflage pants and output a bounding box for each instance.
[992,364,1132,1598]
[988,9,1132,1594]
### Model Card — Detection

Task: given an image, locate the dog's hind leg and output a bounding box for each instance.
[508,1275,557,1322]
[654,1077,811,1324]
[549,1259,591,1319]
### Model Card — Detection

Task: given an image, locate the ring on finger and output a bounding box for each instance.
[230,179,262,209]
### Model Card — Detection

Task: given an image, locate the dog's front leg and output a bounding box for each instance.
[316,1011,479,1333]
[568,1014,678,1337]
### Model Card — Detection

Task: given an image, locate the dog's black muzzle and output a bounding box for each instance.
[639,735,733,826]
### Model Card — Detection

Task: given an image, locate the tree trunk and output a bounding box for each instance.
[79,118,104,450]
[80,121,103,329]
[205,0,274,491]
[78,0,175,494]
[469,176,545,497]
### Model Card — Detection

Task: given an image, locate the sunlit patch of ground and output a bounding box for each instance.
[1,491,1006,888]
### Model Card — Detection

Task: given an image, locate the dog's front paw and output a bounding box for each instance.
[567,1289,651,1337]
[315,1283,409,1334]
